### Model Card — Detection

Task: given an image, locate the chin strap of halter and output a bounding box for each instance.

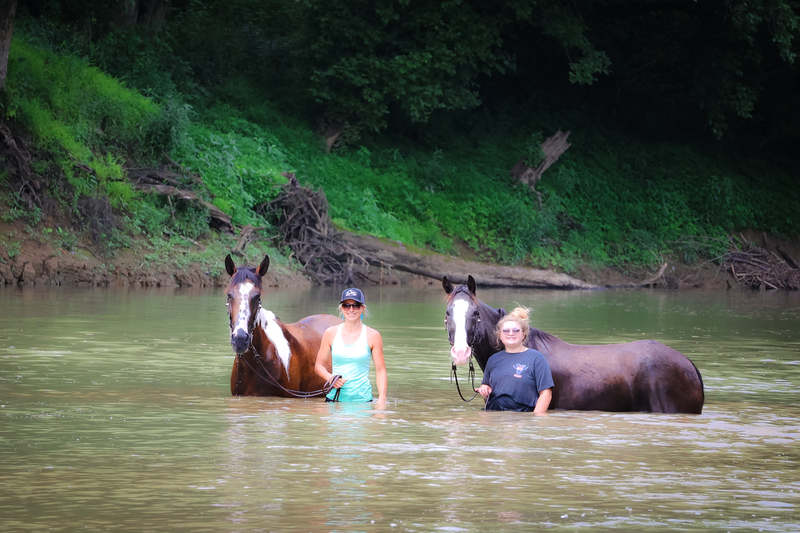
[445,314,482,403]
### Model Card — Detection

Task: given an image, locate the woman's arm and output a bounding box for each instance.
[533,387,552,415]
[368,328,387,403]
[315,327,345,388]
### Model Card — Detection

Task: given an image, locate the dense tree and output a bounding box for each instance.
[13,0,800,148]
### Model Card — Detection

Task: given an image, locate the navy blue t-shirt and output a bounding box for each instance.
[482,348,554,412]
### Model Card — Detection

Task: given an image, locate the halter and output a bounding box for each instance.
[446,315,482,403]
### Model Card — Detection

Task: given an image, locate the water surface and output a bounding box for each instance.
[1,286,799,532]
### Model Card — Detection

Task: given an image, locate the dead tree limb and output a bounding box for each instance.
[510,130,571,207]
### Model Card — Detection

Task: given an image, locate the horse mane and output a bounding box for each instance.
[229,266,263,289]
[528,328,559,352]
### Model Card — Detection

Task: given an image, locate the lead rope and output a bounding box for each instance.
[450,342,482,403]
[237,337,340,398]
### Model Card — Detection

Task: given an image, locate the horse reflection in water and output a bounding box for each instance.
[443,276,704,413]
[225,254,341,396]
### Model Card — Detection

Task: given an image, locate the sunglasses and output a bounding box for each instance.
[502,328,521,334]
[342,303,363,309]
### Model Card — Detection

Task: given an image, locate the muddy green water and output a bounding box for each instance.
[1,286,799,532]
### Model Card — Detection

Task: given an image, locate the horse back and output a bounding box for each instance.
[290,314,343,337]
[541,337,704,414]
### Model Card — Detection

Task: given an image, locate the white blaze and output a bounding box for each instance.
[232,281,255,336]
[452,299,469,352]
[257,309,292,380]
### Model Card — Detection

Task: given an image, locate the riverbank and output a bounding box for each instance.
[2,208,797,291]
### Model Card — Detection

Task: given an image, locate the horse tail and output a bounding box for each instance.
[690,359,705,402]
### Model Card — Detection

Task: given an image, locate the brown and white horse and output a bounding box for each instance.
[225,254,341,397]
[443,276,705,413]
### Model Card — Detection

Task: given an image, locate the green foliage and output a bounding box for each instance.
[1,192,43,225]
[52,227,78,251]
[2,232,22,259]
[289,0,509,132]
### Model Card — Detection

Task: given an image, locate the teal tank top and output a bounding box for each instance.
[326,324,373,402]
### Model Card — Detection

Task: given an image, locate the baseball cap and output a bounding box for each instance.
[340,287,365,305]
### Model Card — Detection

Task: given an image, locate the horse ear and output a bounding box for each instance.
[467,275,477,296]
[442,276,454,294]
[225,254,236,276]
[256,255,270,277]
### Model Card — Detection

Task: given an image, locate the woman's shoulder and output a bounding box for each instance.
[323,323,341,336]
[523,347,545,356]
[365,325,382,341]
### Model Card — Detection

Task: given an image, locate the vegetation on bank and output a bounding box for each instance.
[1,8,799,278]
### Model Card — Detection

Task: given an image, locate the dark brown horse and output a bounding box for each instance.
[225,254,341,397]
[442,276,704,413]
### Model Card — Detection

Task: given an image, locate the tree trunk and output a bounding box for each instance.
[116,0,140,29]
[338,233,599,289]
[0,0,17,93]
[142,0,169,38]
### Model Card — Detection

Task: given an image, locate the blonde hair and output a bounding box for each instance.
[495,305,531,348]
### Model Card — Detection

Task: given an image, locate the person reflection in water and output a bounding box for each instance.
[475,306,553,414]
[315,288,388,406]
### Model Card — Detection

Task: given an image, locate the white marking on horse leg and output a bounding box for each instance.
[232,281,255,336]
[258,309,292,380]
[451,299,471,365]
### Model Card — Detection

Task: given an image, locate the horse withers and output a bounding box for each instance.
[442,276,704,414]
[225,254,341,397]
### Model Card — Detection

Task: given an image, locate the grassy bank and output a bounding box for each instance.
[2,24,799,278]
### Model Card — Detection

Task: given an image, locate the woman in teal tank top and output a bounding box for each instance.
[315,288,388,404]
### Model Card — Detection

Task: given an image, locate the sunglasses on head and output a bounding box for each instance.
[502,328,521,334]
[342,302,363,309]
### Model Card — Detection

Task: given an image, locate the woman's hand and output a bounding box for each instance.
[475,384,492,399]
[331,376,346,389]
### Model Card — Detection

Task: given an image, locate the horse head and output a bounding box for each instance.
[442,275,482,366]
[225,254,270,354]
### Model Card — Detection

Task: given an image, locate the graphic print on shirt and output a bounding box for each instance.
[513,363,529,378]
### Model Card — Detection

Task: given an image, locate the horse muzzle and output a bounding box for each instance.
[231,330,250,354]
[450,345,472,366]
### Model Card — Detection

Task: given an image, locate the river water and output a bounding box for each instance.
[1,285,799,532]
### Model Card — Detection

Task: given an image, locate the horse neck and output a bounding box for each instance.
[251,310,294,376]
[473,303,505,371]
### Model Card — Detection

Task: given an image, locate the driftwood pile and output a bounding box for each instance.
[724,245,800,290]
[262,174,370,285]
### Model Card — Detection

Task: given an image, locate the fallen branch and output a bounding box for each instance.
[606,262,670,289]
